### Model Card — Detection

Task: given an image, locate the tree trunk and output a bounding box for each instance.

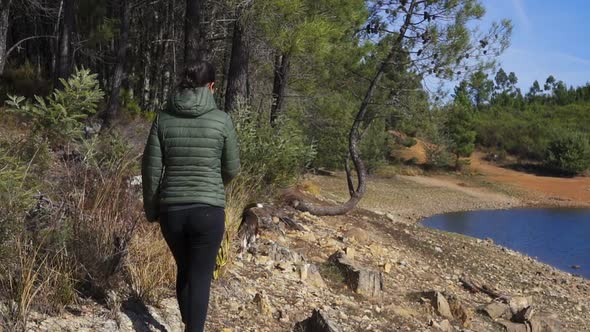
[294,0,418,216]
[55,0,75,86]
[0,0,12,75]
[224,15,250,112]
[103,0,130,127]
[270,52,290,125]
[184,0,208,64]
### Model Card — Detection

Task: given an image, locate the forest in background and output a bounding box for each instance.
[0,0,588,329]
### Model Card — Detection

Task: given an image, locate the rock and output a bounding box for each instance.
[528,314,562,332]
[386,213,396,221]
[300,263,310,280]
[447,294,473,327]
[512,306,534,324]
[220,329,233,332]
[368,243,387,257]
[343,228,369,244]
[508,296,532,315]
[253,292,273,316]
[438,319,455,332]
[300,263,326,288]
[434,246,443,253]
[480,301,510,319]
[422,291,453,320]
[277,261,294,272]
[129,175,142,187]
[320,238,342,251]
[268,243,304,264]
[83,119,103,139]
[293,309,340,332]
[344,247,356,259]
[300,231,317,243]
[381,263,392,274]
[328,250,384,298]
[497,320,527,332]
[254,255,272,266]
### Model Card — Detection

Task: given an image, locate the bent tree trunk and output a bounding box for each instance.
[0,0,11,75]
[104,0,130,127]
[295,1,418,216]
[184,0,208,64]
[224,11,250,112]
[270,52,290,125]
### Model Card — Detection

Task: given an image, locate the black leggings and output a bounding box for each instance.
[159,205,225,332]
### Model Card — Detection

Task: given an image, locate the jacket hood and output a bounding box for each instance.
[166,87,217,117]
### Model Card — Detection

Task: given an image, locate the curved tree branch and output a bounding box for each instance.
[6,35,57,58]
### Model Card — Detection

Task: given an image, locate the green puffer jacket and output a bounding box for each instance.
[141,87,240,222]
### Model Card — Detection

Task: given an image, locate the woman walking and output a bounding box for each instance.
[141,61,240,332]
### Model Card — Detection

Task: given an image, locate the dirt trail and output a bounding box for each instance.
[470,152,590,206]
[311,171,519,222]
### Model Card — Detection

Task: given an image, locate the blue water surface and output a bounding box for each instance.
[422,208,590,279]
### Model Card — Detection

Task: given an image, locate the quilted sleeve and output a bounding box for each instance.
[141,115,164,222]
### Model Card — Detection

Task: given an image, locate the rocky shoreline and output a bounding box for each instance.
[24,172,590,331]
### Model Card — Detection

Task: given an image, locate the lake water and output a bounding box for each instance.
[422,208,590,279]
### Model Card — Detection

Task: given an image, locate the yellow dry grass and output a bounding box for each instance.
[125,224,176,304]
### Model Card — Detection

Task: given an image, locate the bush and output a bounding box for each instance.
[423,128,454,170]
[301,94,353,170]
[360,120,390,174]
[233,105,316,189]
[5,69,104,143]
[545,131,590,175]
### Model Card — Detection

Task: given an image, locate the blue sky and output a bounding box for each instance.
[480,0,590,91]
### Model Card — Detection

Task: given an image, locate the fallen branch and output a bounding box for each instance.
[459,277,511,302]
[278,216,305,231]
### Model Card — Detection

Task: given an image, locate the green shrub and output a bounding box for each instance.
[300,94,353,170]
[424,128,454,170]
[119,89,156,121]
[120,89,142,116]
[0,147,36,259]
[545,131,590,175]
[360,120,390,174]
[5,69,104,143]
[233,105,316,189]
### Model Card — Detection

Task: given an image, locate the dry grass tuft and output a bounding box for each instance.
[0,238,69,330]
[214,174,262,279]
[124,224,175,305]
[297,179,322,196]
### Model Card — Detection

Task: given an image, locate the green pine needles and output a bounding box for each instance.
[6,69,104,143]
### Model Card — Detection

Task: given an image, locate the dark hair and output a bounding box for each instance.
[179,61,216,89]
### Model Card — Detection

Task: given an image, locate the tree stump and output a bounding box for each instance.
[328,250,384,298]
[293,309,340,332]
